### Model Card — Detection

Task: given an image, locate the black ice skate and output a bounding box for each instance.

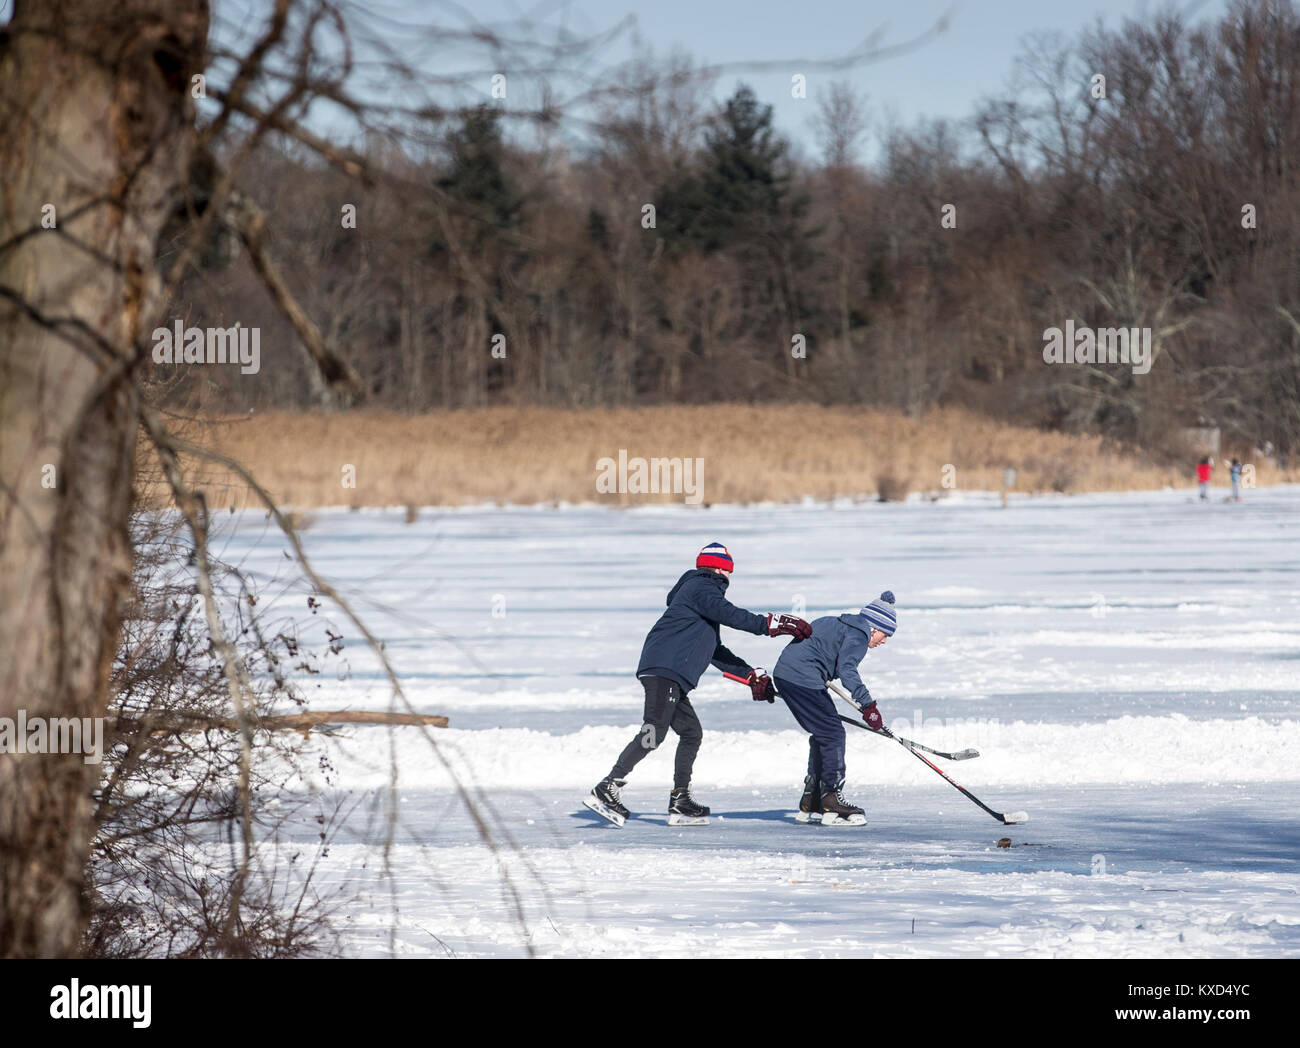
[819,786,866,827]
[583,777,630,827]
[795,774,823,823]
[667,786,710,826]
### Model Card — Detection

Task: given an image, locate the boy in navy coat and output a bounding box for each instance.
[586,542,811,825]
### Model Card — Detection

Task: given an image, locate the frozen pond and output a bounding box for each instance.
[212,486,1300,956]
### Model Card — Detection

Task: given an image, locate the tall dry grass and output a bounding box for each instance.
[137,406,1296,509]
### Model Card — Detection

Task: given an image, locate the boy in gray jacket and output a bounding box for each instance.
[772,591,897,825]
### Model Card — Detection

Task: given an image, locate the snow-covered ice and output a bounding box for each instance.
[214,486,1300,957]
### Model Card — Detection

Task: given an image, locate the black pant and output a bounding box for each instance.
[610,675,702,789]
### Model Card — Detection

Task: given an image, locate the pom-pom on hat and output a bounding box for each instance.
[697,542,734,572]
[860,590,897,635]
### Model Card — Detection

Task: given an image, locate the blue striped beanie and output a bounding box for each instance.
[860,590,897,635]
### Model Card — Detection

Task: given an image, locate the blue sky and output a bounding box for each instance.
[429,0,1231,161]
[200,0,1232,165]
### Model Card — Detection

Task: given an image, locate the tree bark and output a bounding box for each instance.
[0,0,208,957]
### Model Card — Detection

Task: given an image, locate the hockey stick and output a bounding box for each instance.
[835,714,977,761]
[826,683,979,760]
[828,682,1027,825]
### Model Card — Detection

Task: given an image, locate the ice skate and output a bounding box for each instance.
[819,787,866,827]
[583,777,629,826]
[795,774,823,823]
[667,786,710,826]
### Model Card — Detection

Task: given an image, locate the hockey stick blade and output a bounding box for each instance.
[835,715,979,761]
[827,685,979,761]
[1001,811,1029,824]
[897,736,981,762]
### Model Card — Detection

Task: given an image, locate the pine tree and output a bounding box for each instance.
[659,85,808,254]
[438,105,524,231]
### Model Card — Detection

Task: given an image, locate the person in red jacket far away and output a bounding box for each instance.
[1196,457,1213,500]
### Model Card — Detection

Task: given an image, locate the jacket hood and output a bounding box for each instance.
[838,611,874,637]
[667,568,727,605]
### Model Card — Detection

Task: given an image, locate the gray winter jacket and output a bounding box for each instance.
[773,612,875,707]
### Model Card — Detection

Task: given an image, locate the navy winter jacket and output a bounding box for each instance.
[637,569,768,692]
[773,612,875,707]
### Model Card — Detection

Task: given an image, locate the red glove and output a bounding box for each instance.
[765,613,812,640]
[862,702,883,731]
[748,670,776,703]
[722,668,776,702]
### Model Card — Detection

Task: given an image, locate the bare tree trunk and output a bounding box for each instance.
[437,301,451,408]
[0,0,207,957]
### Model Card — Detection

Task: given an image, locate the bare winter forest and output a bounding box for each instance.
[161,3,1300,458]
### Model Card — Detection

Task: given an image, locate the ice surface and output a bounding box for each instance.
[212,485,1300,956]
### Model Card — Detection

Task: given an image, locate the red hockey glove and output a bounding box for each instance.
[862,702,883,731]
[765,613,812,640]
[724,668,776,701]
[748,670,776,703]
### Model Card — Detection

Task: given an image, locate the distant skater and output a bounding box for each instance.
[1230,459,1243,501]
[1197,456,1213,500]
[585,542,812,826]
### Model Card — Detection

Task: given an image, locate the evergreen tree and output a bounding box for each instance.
[438,105,524,231]
[659,85,808,254]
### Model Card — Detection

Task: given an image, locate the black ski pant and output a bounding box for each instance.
[609,675,701,789]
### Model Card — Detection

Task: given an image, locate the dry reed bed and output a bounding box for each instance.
[137,406,1293,509]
